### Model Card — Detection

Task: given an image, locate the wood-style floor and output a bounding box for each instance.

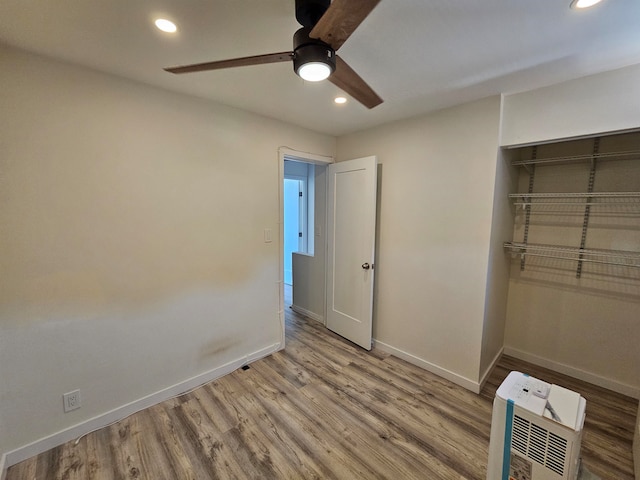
[7,289,638,479]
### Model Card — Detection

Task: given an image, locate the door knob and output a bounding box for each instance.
[362,263,370,270]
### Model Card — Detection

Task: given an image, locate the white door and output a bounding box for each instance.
[326,156,377,350]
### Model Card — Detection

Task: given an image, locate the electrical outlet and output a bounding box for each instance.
[63,390,81,412]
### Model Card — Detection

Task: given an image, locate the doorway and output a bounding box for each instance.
[283,161,313,286]
[278,149,332,347]
[277,149,378,352]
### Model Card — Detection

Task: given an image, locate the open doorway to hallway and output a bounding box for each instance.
[279,150,330,330]
[283,160,314,286]
[284,283,292,308]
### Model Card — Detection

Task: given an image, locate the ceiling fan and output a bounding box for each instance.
[164,0,383,109]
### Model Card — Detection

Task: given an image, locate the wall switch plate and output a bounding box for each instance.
[264,228,272,243]
[63,390,81,412]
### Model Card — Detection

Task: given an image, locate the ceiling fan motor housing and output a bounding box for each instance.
[293,27,336,77]
[295,0,330,28]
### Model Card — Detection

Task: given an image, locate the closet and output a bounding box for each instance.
[505,131,640,286]
[502,131,639,397]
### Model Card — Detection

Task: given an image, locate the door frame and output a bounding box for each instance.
[278,147,333,350]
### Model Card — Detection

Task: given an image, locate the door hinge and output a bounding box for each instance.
[299,191,303,197]
[298,232,303,238]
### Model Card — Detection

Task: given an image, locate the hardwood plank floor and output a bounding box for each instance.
[7,299,637,479]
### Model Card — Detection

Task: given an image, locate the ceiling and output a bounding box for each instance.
[1,0,640,136]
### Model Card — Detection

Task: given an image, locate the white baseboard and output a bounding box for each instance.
[0,453,7,480]
[3,343,279,469]
[634,416,639,480]
[290,304,324,324]
[373,339,481,393]
[503,346,640,399]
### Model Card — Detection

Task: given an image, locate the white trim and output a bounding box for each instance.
[278,151,286,349]
[373,339,481,394]
[290,304,324,324]
[0,453,7,480]
[503,346,640,399]
[278,147,334,165]
[3,343,279,468]
[479,347,504,391]
[245,344,279,364]
[634,414,640,480]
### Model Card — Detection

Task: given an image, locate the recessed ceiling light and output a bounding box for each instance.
[570,0,603,9]
[155,18,177,33]
[334,96,347,104]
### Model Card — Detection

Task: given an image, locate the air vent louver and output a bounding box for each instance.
[513,414,568,476]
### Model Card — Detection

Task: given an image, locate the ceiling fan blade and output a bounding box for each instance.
[165,52,294,74]
[329,56,382,109]
[309,0,380,51]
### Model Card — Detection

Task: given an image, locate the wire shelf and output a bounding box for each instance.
[504,242,640,269]
[512,149,640,167]
[509,192,640,210]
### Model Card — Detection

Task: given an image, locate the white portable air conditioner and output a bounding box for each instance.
[486,371,586,480]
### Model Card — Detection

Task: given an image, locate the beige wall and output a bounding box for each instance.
[336,97,504,389]
[291,164,328,322]
[479,148,518,378]
[0,45,335,456]
[501,63,640,147]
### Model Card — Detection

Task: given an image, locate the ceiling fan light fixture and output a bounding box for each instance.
[298,62,332,82]
[293,27,335,82]
[155,18,177,33]
[570,0,603,9]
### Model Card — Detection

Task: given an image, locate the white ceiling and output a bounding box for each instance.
[2,0,640,136]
